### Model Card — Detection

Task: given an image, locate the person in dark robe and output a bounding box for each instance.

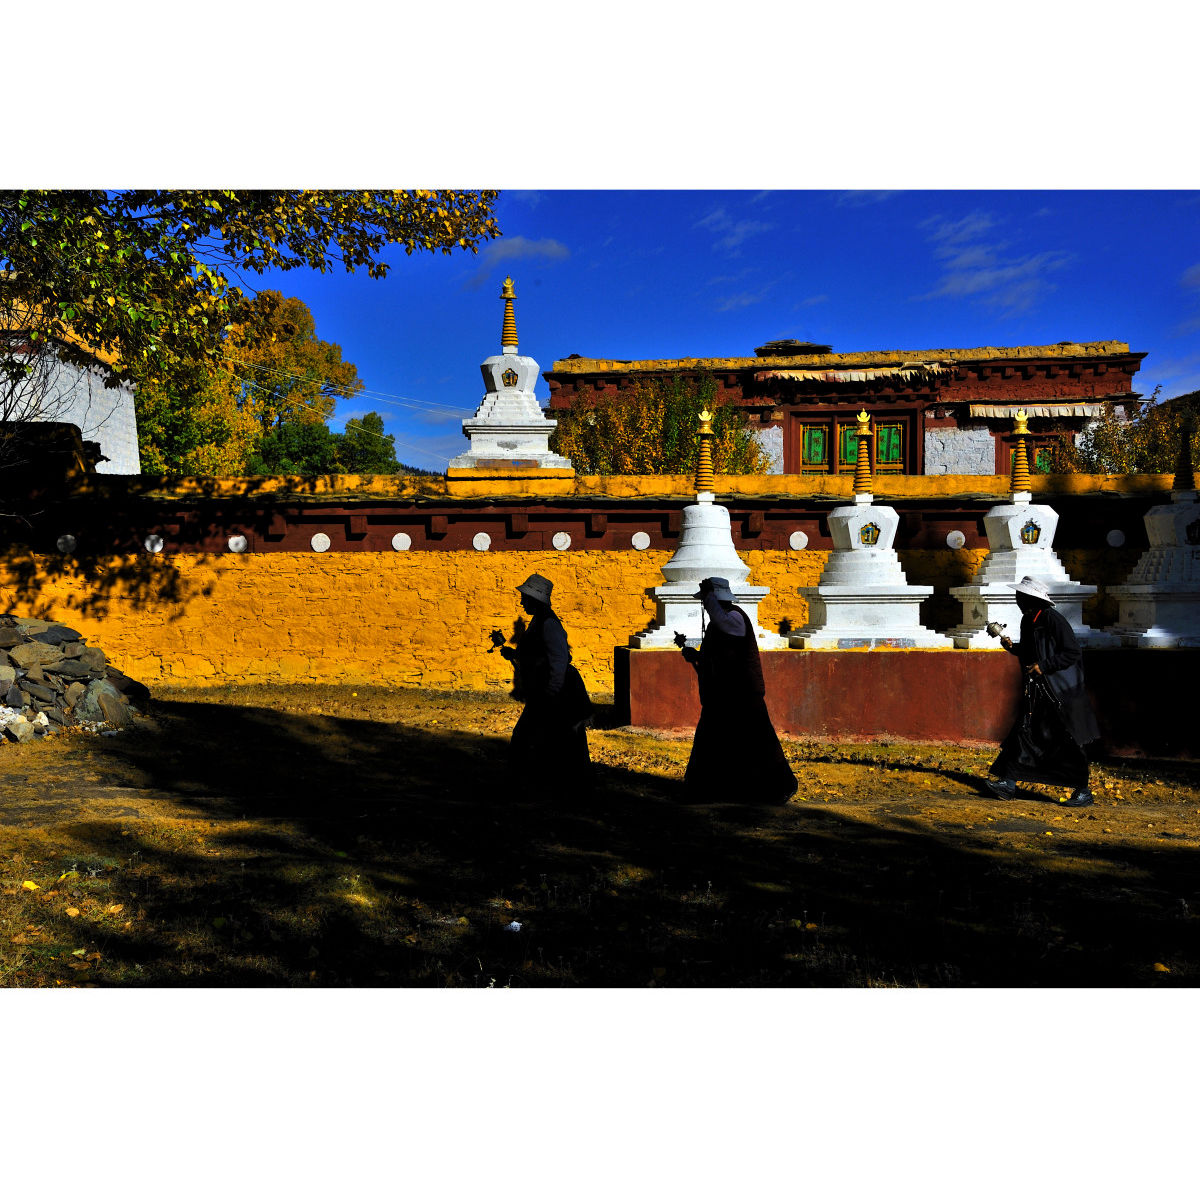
[986,575,1100,807]
[497,573,593,797]
[676,576,797,805]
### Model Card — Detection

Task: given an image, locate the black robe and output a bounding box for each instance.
[683,601,797,803]
[508,607,592,794]
[990,604,1100,789]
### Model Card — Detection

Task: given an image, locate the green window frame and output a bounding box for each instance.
[1009,444,1054,474]
[875,422,904,473]
[837,423,858,474]
[801,425,829,473]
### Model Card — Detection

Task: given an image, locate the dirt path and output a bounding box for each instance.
[3,684,1197,987]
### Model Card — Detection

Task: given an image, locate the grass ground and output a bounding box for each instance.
[1,683,1197,988]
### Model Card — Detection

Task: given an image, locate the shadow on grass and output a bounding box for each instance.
[15,695,1200,988]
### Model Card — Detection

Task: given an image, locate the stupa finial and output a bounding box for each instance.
[853,410,873,497]
[695,409,715,496]
[500,276,518,351]
[1011,410,1032,495]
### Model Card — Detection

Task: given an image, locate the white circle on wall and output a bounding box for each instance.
[310,532,331,553]
[788,530,809,550]
[1107,529,1126,547]
[631,531,651,551]
[391,532,412,551]
[946,530,967,549]
[552,531,572,550]
[144,534,165,554]
[472,532,491,551]
[56,534,77,554]
[227,534,248,554]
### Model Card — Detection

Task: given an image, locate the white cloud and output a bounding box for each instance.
[1180,262,1200,290]
[917,210,1070,315]
[836,191,899,208]
[716,290,771,313]
[694,206,774,253]
[465,235,570,288]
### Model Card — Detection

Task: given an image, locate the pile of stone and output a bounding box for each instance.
[0,615,149,744]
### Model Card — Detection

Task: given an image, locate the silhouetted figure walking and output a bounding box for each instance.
[677,577,797,805]
[497,573,592,798]
[986,575,1100,807]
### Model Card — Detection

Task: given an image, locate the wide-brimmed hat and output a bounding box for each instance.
[694,576,735,602]
[517,573,553,605]
[1014,576,1054,606]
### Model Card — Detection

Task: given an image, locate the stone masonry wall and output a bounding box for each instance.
[0,543,1139,697]
[924,427,996,475]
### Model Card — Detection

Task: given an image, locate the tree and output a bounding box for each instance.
[1057,388,1200,474]
[246,420,343,475]
[134,291,362,473]
[0,190,500,392]
[337,411,401,474]
[550,373,770,475]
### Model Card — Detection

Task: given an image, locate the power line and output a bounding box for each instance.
[226,370,450,465]
[220,354,472,416]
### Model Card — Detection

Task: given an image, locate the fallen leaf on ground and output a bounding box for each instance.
[66,907,80,918]
[1153,962,1171,973]
[21,881,40,891]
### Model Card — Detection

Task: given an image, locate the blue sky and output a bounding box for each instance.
[253,190,1200,471]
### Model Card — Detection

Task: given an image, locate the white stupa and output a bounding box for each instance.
[630,410,784,648]
[944,410,1114,648]
[789,411,945,649]
[447,277,572,472]
[1106,418,1200,647]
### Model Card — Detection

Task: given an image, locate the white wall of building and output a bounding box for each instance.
[751,425,785,474]
[924,427,995,475]
[31,358,141,474]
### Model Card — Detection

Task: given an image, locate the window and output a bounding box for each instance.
[801,425,829,473]
[794,415,910,474]
[875,422,904,474]
[837,422,858,474]
[1009,444,1055,474]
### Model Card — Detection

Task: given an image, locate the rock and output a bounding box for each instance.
[105,666,151,706]
[45,659,92,680]
[0,618,148,743]
[4,716,34,743]
[97,689,132,728]
[78,646,107,673]
[23,680,58,705]
[32,625,83,646]
[75,679,128,724]
[8,641,65,669]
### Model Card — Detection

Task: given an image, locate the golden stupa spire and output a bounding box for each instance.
[500,276,518,351]
[853,410,873,496]
[1011,410,1032,494]
[695,409,715,494]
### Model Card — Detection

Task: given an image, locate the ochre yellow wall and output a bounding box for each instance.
[0,543,1141,696]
